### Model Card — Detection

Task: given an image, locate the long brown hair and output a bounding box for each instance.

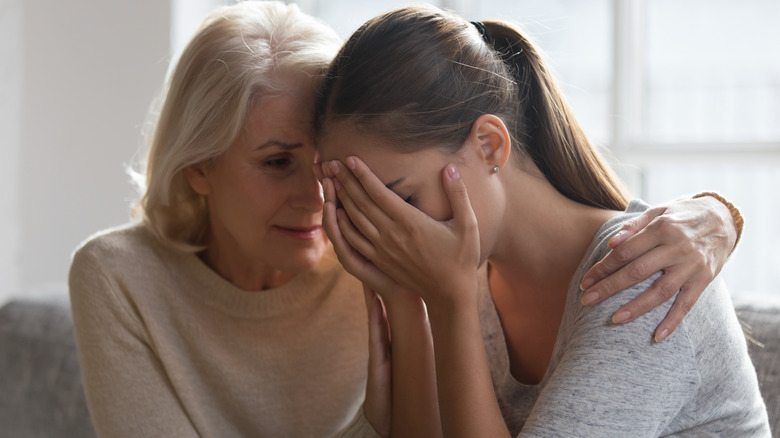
[316,5,628,210]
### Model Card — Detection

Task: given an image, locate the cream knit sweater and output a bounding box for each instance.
[69,223,379,437]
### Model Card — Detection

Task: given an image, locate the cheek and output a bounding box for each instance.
[419,184,453,222]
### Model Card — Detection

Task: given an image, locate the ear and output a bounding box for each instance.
[183,162,212,196]
[468,114,511,172]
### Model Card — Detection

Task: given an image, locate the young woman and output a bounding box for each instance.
[315,5,769,437]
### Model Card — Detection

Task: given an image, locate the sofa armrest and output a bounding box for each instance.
[737,306,780,433]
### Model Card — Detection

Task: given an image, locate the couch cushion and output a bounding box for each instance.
[737,306,780,433]
[0,294,96,438]
[0,297,776,436]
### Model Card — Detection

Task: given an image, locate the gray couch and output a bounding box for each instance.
[1,294,778,437]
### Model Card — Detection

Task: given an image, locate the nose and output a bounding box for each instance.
[290,163,324,213]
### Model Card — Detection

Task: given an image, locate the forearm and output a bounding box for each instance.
[427,298,510,438]
[382,293,442,438]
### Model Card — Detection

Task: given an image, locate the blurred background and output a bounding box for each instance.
[1,0,778,306]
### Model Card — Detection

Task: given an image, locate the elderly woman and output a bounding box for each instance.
[69,3,372,437]
[69,1,742,437]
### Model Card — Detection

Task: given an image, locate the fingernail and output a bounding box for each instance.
[580,277,595,290]
[446,164,460,180]
[612,310,631,324]
[328,160,340,175]
[346,156,356,169]
[581,291,599,305]
[655,328,669,343]
[609,231,625,246]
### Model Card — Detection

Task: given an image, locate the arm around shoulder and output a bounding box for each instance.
[521,275,699,437]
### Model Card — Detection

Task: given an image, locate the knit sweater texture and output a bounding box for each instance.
[69,223,378,437]
[479,200,771,437]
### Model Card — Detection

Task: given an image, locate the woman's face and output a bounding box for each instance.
[317,121,503,265]
[189,90,328,283]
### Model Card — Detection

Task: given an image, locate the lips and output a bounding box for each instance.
[273,225,323,240]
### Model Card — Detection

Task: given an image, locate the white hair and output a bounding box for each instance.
[132,1,342,251]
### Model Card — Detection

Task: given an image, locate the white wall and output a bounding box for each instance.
[0,0,23,304]
[0,0,172,303]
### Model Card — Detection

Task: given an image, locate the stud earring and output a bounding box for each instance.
[492,165,500,173]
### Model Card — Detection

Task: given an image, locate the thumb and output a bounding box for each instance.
[442,164,477,233]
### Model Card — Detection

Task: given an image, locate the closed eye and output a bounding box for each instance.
[262,155,292,169]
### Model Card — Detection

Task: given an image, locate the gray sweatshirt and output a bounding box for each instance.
[479,200,771,437]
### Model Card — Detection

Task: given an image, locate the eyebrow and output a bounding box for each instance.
[255,140,303,151]
[385,176,406,191]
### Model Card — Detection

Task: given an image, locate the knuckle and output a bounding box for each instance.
[627,261,648,282]
[612,245,633,265]
[649,205,668,216]
[588,262,606,279]
[679,236,698,254]
[595,277,618,297]
[675,298,694,316]
[657,280,678,301]
[650,214,671,231]
[353,194,370,212]
[621,218,640,232]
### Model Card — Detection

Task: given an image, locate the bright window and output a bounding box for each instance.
[204,0,780,303]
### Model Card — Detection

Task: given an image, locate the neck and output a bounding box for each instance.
[200,242,293,292]
[484,166,620,384]
[487,167,619,294]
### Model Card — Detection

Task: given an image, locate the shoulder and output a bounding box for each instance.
[71,222,169,270]
[563,199,695,357]
[583,199,651,269]
[69,222,181,298]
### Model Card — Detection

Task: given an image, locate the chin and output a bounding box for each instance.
[273,244,328,274]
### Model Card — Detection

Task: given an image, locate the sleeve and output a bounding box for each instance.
[335,407,383,438]
[518,273,700,438]
[69,244,199,438]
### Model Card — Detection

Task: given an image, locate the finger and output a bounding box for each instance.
[322,186,348,253]
[441,164,478,233]
[322,177,337,205]
[581,222,667,292]
[607,206,667,249]
[363,285,392,438]
[325,197,399,293]
[337,208,377,261]
[608,265,688,324]
[312,162,324,181]
[323,193,373,277]
[335,177,381,242]
[653,280,706,342]
[581,245,677,306]
[345,156,418,219]
[364,286,391,361]
[329,160,394,229]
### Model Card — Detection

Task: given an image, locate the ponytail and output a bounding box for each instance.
[482,20,628,210]
[317,6,629,211]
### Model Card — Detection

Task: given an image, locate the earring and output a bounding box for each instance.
[492,165,500,173]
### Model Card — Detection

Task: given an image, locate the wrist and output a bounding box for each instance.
[379,288,427,321]
[693,191,744,251]
[425,283,479,327]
